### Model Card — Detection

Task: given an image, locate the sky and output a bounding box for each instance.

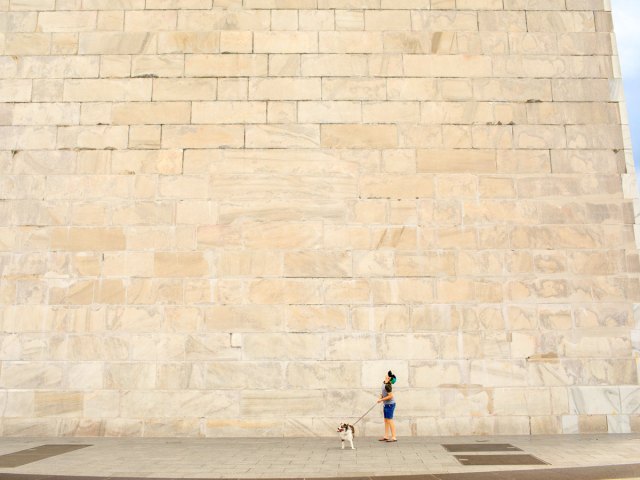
[611,0,640,172]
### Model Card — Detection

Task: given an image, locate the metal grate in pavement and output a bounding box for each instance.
[0,445,92,468]
[454,454,548,466]
[442,444,522,452]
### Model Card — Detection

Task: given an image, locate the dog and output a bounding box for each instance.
[337,423,355,450]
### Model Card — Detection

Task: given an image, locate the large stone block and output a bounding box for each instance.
[158,31,220,54]
[243,333,324,360]
[204,305,284,332]
[286,362,361,388]
[79,32,156,54]
[121,391,239,418]
[325,334,377,361]
[177,10,270,31]
[154,252,210,277]
[51,227,126,251]
[359,174,434,199]
[161,125,244,148]
[153,78,217,101]
[112,102,190,125]
[64,78,151,101]
[240,390,326,417]
[186,54,268,77]
[569,387,622,415]
[13,103,80,126]
[0,126,57,149]
[192,101,266,124]
[418,150,496,173]
[246,124,320,149]
[323,78,386,100]
[249,78,321,100]
[243,221,323,248]
[2,361,61,388]
[284,251,351,277]
[319,32,383,53]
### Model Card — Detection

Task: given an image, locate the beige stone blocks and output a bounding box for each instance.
[418,150,497,173]
[79,32,156,54]
[4,33,50,55]
[255,32,317,53]
[244,333,324,360]
[287,305,348,332]
[208,174,355,201]
[319,32,383,53]
[38,11,96,32]
[388,78,438,100]
[363,102,419,123]
[1,363,63,389]
[57,125,129,149]
[153,78,217,101]
[154,252,209,277]
[322,124,397,149]
[177,9,270,31]
[246,124,320,148]
[284,251,351,277]
[301,54,367,77]
[158,32,220,54]
[192,102,266,124]
[124,10,177,32]
[526,11,595,32]
[360,174,434,199]
[249,77,321,100]
[411,11,478,31]
[475,78,552,101]
[51,228,125,251]
[1,126,57,149]
[299,101,361,123]
[112,102,190,125]
[223,222,311,250]
[131,55,184,78]
[323,78,386,100]
[64,79,151,101]
[0,80,31,102]
[161,125,243,148]
[12,103,80,125]
[404,55,492,77]
[552,79,613,101]
[186,54,268,77]
[240,390,324,417]
[0,1,638,439]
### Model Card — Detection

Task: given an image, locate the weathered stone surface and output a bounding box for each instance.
[0,1,637,439]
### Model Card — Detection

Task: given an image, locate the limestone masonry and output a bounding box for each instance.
[0,0,639,438]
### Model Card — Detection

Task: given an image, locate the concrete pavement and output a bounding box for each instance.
[0,435,639,479]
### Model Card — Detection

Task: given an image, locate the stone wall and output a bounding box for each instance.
[0,0,639,437]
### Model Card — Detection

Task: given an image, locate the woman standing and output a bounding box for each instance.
[377,370,397,442]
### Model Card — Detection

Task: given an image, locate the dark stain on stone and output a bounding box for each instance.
[431,32,443,53]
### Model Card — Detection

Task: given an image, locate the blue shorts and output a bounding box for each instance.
[383,403,396,419]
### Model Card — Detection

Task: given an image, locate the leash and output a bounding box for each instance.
[352,403,378,426]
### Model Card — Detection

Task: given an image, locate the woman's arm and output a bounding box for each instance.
[377,392,394,403]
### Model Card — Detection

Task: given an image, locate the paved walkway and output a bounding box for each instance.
[0,435,638,479]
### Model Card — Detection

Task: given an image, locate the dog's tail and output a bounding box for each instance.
[349,425,355,435]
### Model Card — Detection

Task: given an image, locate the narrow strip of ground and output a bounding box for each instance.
[0,462,639,480]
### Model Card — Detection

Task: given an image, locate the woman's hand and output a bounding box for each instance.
[377,399,383,403]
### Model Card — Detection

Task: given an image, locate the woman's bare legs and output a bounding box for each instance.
[381,419,390,440]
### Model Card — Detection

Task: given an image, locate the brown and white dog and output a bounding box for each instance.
[337,423,355,450]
